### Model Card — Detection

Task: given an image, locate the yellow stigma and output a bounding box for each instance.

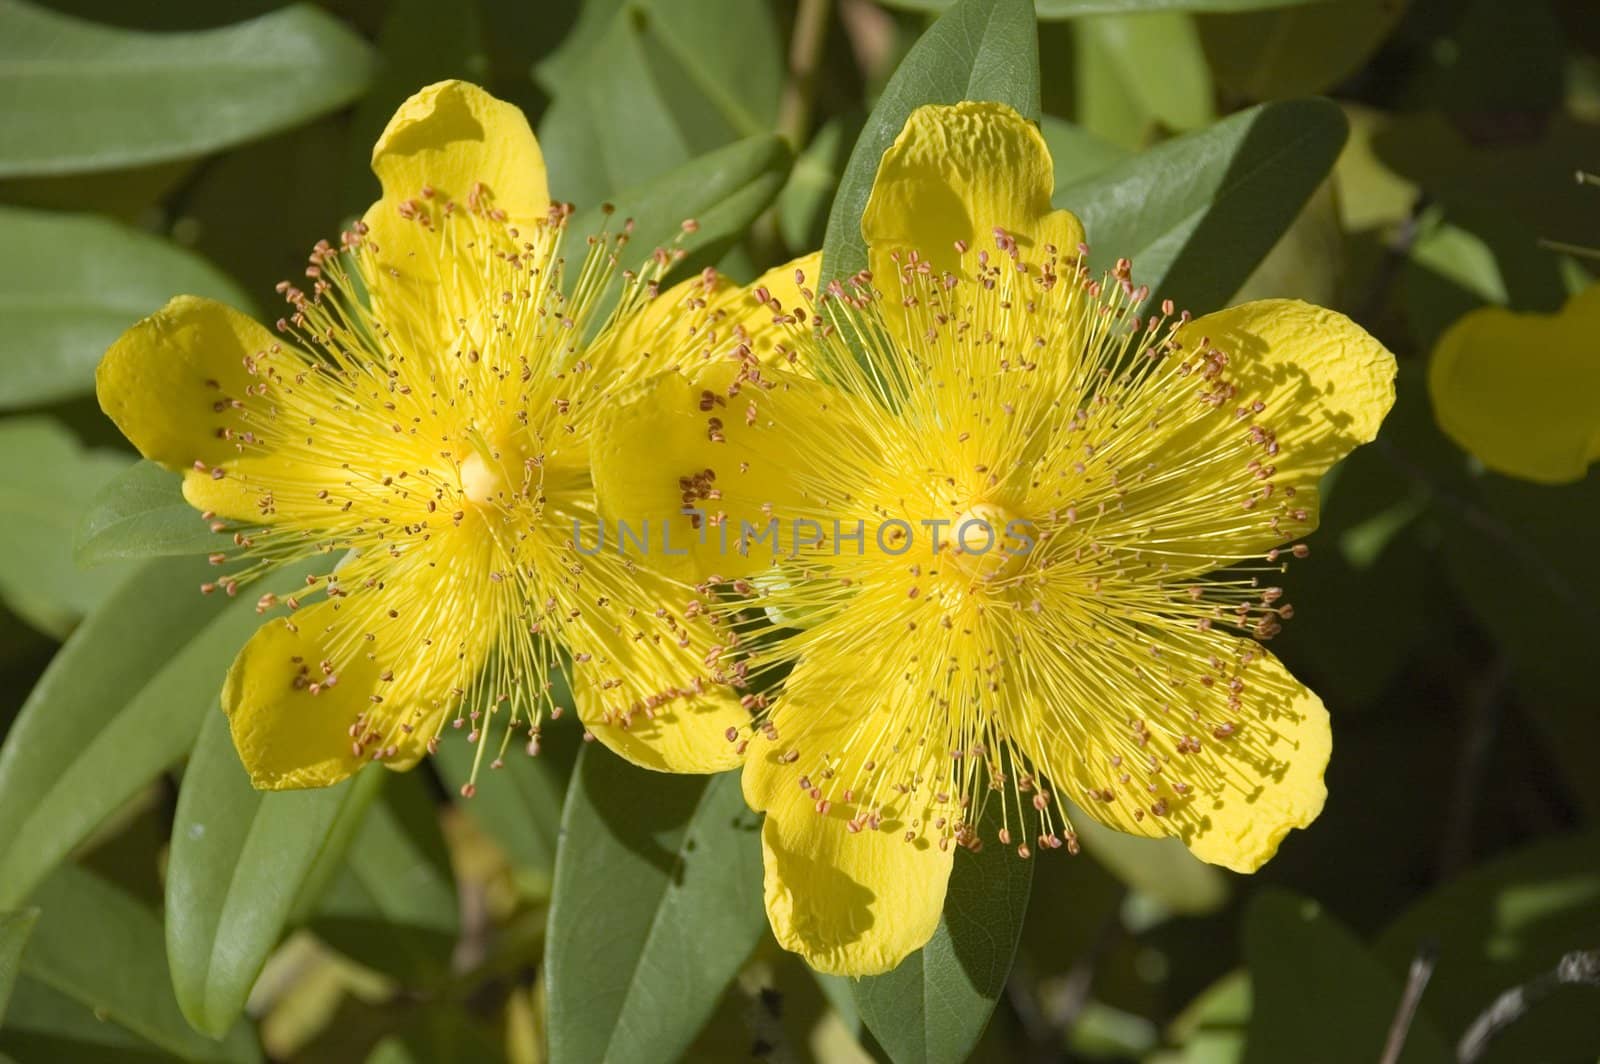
[948,502,1032,582]
[459,451,508,507]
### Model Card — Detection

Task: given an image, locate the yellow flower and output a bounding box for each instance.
[595,101,1396,975]
[96,81,750,790]
[1429,282,1600,484]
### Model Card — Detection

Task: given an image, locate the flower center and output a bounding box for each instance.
[947,501,1033,582]
[459,451,509,507]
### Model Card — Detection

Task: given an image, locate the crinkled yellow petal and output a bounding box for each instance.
[1041,650,1329,874]
[566,561,745,773]
[742,655,954,976]
[592,255,827,583]
[862,101,1085,282]
[1171,299,1396,549]
[361,80,549,353]
[224,536,495,790]
[1429,283,1600,484]
[97,295,319,523]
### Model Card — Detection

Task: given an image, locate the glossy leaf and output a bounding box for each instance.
[0,417,134,636]
[1244,889,1451,1064]
[0,0,376,177]
[546,749,765,1064]
[0,909,37,1024]
[537,0,783,202]
[167,708,382,1038]
[4,864,259,1062]
[0,555,325,908]
[310,773,459,987]
[1058,98,1347,313]
[75,460,225,566]
[851,806,1035,1064]
[0,205,252,409]
[567,133,793,285]
[821,0,1040,283]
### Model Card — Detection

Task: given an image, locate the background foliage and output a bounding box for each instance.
[0,0,1597,1061]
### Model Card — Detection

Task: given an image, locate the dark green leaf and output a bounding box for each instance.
[0,909,37,1024]
[1243,889,1451,1064]
[0,205,252,409]
[310,773,459,987]
[75,461,225,567]
[1058,98,1347,313]
[0,0,376,177]
[546,749,765,1064]
[1375,832,1600,1064]
[821,0,1041,283]
[0,556,326,908]
[167,709,383,1037]
[6,864,259,1062]
[851,805,1034,1064]
[0,417,134,636]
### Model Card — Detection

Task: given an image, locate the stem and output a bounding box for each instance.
[778,0,833,151]
[1380,940,1438,1064]
[1458,949,1600,1062]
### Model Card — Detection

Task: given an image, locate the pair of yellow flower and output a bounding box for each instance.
[98,82,1396,977]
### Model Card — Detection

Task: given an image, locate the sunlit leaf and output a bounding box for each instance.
[822,0,1041,282]
[75,461,224,567]
[0,205,252,409]
[167,709,383,1038]
[1058,98,1347,313]
[0,0,376,177]
[0,556,326,908]
[851,805,1034,1064]
[546,749,765,1064]
[1074,12,1213,145]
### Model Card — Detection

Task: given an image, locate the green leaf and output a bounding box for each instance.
[1196,0,1409,100]
[565,134,793,305]
[1057,98,1347,314]
[536,0,784,202]
[1071,804,1229,915]
[0,555,327,908]
[1074,12,1214,145]
[1376,833,1600,1063]
[0,909,37,1024]
[821,0,1041,283]
[310,773,460,987]
[75,461,225,567]
[1039,114,1129,192]
[0,205,252,410]
[0,417,135,636]
[546,749,765,1064]
[167,708,383,1038]
[0,0,376,177]
[778,114,861,257]
[1243,889,1451,1064]
[881,0,1329,14]
[851,806,1034,1064]
[1160,970,1252,1064]
[5,863,259,1062]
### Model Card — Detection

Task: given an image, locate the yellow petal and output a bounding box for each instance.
[742,655,954,976]
[224,536,497,790]
[1429,283,1600,484]
[862,101,1085,281]
[566,562,746,773]
[97,296,276,472]
[1040,649,1329,874]
[1171,299,1396,544]
[591,255,828,583]
[361,80,549,353]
